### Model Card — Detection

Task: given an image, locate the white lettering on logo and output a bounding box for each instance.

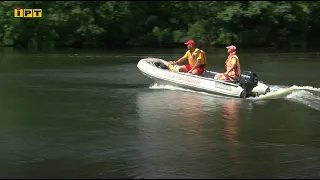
[164,73,201,85]
[241,74,251,78]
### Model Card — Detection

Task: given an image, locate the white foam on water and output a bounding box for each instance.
[286,90,320,111]
[251,85,295,100]
[294,86,320,92]
[149,83,196,93]
[148,83,320,111]
[148,83,222,98]
[248,85,320,111]
[247,85,320,111]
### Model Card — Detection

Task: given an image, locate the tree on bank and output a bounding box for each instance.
[1,1,319,49]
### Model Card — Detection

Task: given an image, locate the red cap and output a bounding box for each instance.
[184,40,195,45]
[226,45,236,51]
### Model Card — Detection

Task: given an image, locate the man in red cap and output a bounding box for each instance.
[169,40,207,75]
[215,45,241,81]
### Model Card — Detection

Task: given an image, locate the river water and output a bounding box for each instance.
[0,48,319,178]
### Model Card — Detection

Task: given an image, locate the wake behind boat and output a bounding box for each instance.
[137,57,270,98]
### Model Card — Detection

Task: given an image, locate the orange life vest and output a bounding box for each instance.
[224,54,241,78]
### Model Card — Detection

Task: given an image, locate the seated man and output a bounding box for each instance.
[215,45,241,81]
[169,40,207,75]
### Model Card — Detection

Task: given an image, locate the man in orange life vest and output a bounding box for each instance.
[169,40,207,75]
[215,45,241,80]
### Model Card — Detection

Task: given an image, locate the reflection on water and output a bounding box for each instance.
[222,99,242,145]
[135,90,253,178]
[136,90,251,144]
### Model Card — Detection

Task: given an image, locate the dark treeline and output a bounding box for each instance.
[1,1,320,49]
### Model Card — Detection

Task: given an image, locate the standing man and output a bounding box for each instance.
[215,45,241,80]
[169,40,207,75]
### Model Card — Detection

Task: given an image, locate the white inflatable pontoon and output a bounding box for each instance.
[137,57,270,98]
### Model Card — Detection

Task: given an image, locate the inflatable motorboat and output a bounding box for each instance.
[137,57,270,98]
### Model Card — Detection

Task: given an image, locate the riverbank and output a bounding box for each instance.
[1,46,320,56]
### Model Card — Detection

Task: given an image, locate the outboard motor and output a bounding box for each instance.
[154,62,168,69]
[239,71,259,97]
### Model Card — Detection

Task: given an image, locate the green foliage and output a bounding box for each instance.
[0,1,319,49]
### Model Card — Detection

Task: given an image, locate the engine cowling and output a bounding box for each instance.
[239,71,259,96]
